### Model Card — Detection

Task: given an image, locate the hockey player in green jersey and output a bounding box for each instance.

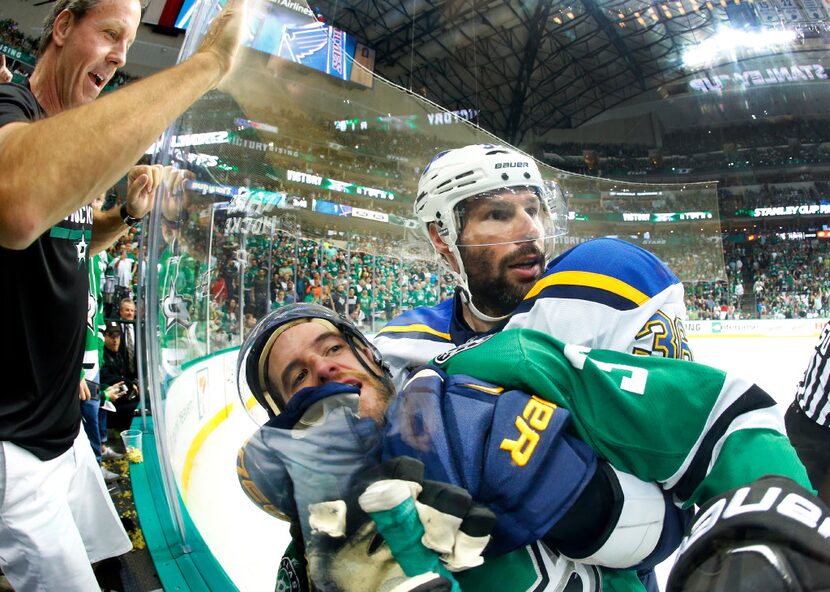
[424,329,811,521]
[240,304,814,592]
[386,329,812,591]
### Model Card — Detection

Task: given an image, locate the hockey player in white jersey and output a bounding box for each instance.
[373,144,695,591]
[375,143,692,389]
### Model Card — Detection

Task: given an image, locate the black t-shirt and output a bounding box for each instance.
[0,82,92,460]
[333,292,347,314]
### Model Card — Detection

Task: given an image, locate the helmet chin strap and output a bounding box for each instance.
[450,244,512,324]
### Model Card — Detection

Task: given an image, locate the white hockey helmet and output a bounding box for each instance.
[414,144,567,322]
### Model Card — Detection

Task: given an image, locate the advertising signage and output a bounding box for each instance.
[184,181,415,229]
[0,43,35,66]
[333,108,480,132]
[577,211,715,223]
[688,64,828,94]
[285,169,396,201]
[740,204,830,217]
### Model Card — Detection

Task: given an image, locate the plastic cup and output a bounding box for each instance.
[120,429,144,463]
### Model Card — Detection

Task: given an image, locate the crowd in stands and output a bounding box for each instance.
[0,18,37,55]
[157,192,830,356]
[196,228,454,349]
[663,120,830,154]
[685,234,830,320]
[542,120,830,179]
[548,145,830,179]
[196,225,830,341]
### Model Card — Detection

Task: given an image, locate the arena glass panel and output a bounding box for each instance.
[137,0,735,585]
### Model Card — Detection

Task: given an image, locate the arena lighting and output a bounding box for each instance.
[682,27,797,68]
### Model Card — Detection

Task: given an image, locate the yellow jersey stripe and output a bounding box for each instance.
[523,270,650,305]
[377,324,452,340]
[460,383,504,395]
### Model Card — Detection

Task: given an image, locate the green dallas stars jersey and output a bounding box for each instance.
[436,328,810,509]
[432,328,811,591]
[83,252,108,383]
[158,245,206,376]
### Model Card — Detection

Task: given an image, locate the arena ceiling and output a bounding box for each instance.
[310,0,754,144]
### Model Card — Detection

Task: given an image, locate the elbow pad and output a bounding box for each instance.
[560,463,687,569]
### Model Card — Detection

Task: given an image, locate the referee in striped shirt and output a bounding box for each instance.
[786,320,830,504]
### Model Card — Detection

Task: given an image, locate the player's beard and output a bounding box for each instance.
[459,242,545,318]
[357,371,395,422]
[352,348,396,422]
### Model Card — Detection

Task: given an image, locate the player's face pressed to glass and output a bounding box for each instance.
[266,322,390,421]
[457,188,546,317]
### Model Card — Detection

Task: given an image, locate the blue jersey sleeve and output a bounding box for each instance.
[238,429,297,522]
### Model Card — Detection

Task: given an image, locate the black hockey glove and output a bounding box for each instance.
[668,475,830,592]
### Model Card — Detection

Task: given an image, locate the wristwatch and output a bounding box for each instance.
[120,203,143,227]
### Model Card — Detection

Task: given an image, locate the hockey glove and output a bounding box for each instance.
[355,456,496,572]
[668,475,830,592]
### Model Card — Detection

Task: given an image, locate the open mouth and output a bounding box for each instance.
[506,254,544,282]
[508,255,542,271]
[339,378,364,392]
[88,72,105,89]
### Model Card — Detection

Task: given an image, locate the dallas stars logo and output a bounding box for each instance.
[75,234,88,267]
[161,272,192,333]
[87,291,97,333]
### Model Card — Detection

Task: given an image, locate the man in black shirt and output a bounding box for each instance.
[101,322,140,433]
[0,0,247,588]
[333,283,348,315]
[118,297,138,378]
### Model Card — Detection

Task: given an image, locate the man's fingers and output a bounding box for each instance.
[161,165,185,194]
[79,380,91,401]
[149,163,164,191]
[0,55,11,83]
[133,173,150,193]
[196,0,249,85]
[129,165,157,186]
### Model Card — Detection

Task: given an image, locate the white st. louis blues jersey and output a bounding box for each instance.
[373,238,694,592]
[374,237,692,390]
